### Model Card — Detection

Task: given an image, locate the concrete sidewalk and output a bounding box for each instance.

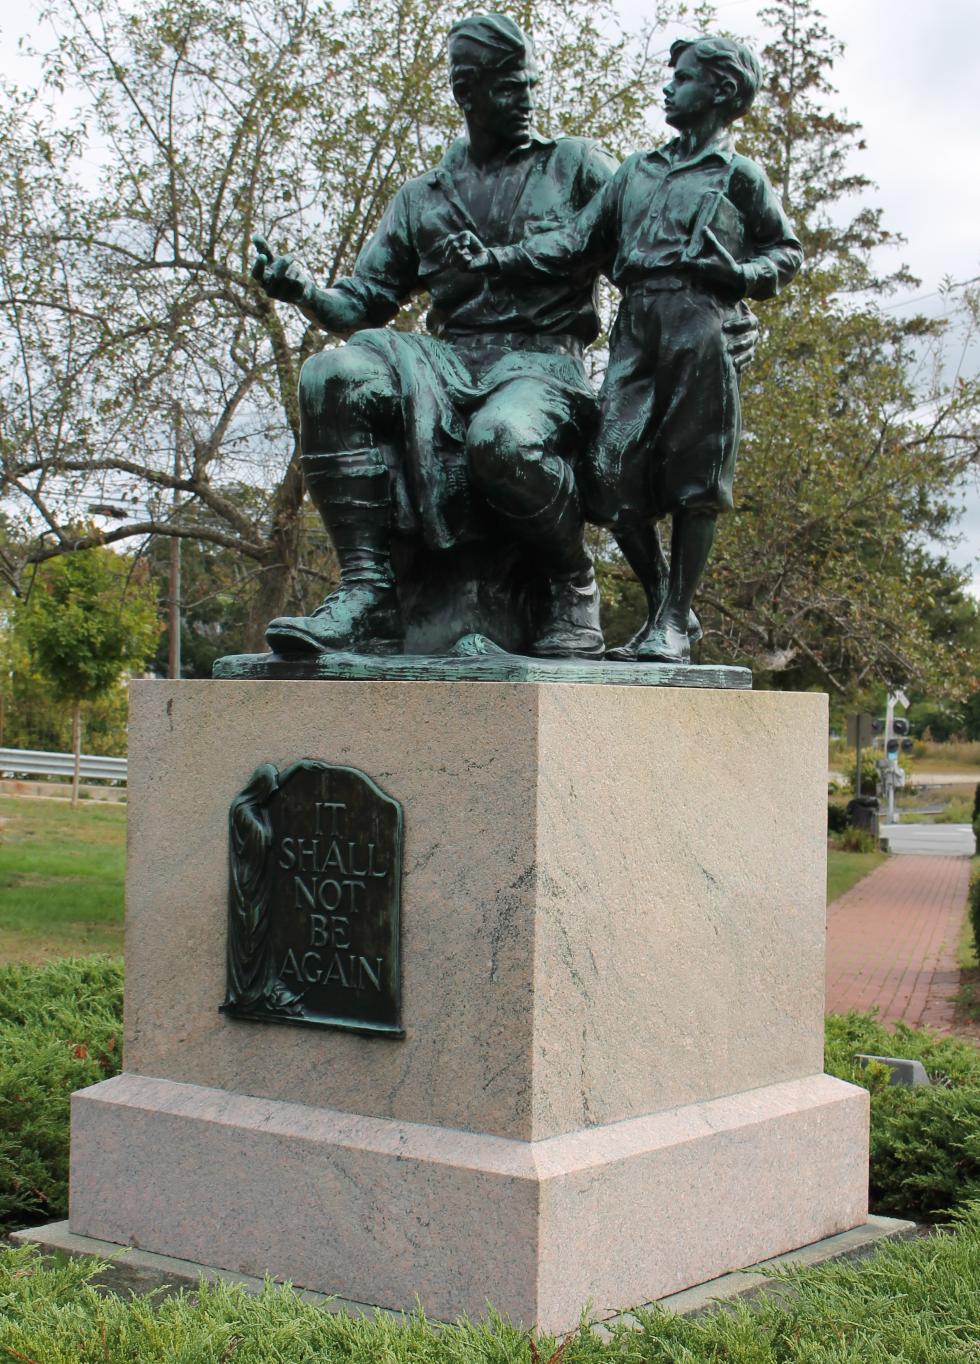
[825,854,971,1030]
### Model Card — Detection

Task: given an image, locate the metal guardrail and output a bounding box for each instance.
[0,747,128,783]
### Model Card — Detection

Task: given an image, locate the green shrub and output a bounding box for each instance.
[826,1011,980,1087]
[826,1012,980,1221]
[0,957,123,1230]
[847,750,879,795]
[930,795,972,823]
[867,1085,980,1220]
[827,801,849,834]
[837,826,878,853]
[970,862,980,964]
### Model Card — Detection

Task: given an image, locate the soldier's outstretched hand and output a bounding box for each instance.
[251,235,313,304]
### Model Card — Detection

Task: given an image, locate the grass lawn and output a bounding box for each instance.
[827,848,887,904]
[0,798,886,955]
[0,796,126,962]
[4,1205,980,1362]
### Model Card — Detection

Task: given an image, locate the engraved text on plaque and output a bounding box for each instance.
[221,760,403,1036]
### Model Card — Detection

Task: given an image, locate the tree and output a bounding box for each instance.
[141,485,300,677]
[1,0,688,648]
[681,0,980,698]
[13,546,160,803]
[5,0,976,694]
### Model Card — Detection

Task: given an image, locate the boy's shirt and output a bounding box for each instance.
[492,130,802,302]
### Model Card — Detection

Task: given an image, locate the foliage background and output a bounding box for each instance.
[0,0,977,723]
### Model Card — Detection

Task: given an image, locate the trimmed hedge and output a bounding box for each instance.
[0,956,123,1229]
[825,1012,980,1221]
[3,959,980,1233]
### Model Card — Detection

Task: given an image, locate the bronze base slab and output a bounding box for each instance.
[213,634,751,689]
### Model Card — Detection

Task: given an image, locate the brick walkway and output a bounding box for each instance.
[825,855,971,1030]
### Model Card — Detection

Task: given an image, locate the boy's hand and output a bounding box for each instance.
[445,231,496,272]
[689,229,746,299]
[723,306,759,372]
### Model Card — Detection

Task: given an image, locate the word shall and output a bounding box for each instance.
[277,800,387,993]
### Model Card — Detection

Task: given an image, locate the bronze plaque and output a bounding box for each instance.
[221,760,403,1036]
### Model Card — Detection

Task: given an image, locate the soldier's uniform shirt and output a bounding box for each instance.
[313,134,617,549]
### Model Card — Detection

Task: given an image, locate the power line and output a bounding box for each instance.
[880,276,979,313]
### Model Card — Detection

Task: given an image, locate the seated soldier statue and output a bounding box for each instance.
[252,13,755,659]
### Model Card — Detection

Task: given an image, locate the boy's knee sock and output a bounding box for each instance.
[665,508,716,627]
[612,518,669,612]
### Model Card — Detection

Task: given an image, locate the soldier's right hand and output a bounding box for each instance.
[251,235,313,304]
[445,231,495,273]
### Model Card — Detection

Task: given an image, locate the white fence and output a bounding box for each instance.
[0,747,128,783]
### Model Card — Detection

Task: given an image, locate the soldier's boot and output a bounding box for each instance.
[491,461,604,659]
[265,448,403,656]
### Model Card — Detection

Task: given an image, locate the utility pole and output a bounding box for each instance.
[847,712,872,798]
[168,436,182,680]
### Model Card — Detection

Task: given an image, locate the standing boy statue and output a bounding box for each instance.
[454,36,802,663]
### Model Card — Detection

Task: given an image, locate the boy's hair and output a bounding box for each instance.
[669,36,762,122]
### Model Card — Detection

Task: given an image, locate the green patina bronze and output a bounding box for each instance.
[222,760,404,1037]
[218,17,800,682]
[213,633,751,688]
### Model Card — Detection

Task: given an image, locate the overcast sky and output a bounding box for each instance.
[2,0,979,591]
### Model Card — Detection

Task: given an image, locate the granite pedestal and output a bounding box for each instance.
[68,680,869,1332]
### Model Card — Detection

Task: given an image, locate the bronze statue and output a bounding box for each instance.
[451,35,802,663]
[251,17,777,665]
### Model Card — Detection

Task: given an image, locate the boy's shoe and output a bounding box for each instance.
[606,610,702,662]
[635,622,691,665]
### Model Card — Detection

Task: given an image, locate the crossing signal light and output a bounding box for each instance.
[901,738,914,753]
[892,718,910,736]
[871,718,885,734]
[886,738,900,761]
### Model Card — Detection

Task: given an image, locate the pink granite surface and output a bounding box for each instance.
[70,1070,868,1333]
[123,681,827,1142]
[72,680,868,1329]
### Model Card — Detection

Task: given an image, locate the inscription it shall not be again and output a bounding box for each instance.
[221,760,403,1037]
